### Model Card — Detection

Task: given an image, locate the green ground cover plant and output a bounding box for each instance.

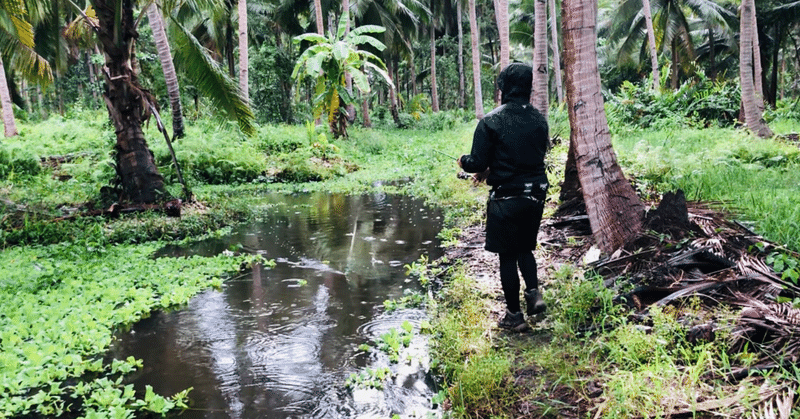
[1,102,798,417]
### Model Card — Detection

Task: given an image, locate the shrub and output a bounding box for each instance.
[0,145,41,179]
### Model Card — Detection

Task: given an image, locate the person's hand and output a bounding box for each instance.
[472,168,490,185]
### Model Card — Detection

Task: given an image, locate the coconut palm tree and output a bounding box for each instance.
[562,0,644,253]
[531,0,548,118]
[468,0,484,118]
[237,0,249,102]
[548,0,562,103]
[641,0,660,90]
[606,0,733,89]
[68,0,253,203]
[146,2,185,138]
[0,0,52,138]
[740,0,772,138]
[495,0,509,70]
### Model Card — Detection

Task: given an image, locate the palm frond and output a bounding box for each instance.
[1,0,34,47]
[0,27,52,83]
[169,17,255,136]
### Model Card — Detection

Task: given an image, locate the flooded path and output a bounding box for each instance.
[110,192,444,418]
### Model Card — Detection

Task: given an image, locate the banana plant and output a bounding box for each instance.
[292,10,393,139]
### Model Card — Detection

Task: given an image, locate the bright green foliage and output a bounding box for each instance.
[607,76,741,129]
[613,123,800,252]
[292,10,393,138]
[0,243,248,417]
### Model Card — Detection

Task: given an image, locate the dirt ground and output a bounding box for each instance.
[441,192,800,418]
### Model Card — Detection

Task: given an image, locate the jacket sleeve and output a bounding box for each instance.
[460,119,494,173]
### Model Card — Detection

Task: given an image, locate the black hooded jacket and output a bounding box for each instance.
[460,63,548,191]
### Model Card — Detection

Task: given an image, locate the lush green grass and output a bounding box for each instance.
[612,121,800,252]
[1,106,798,417]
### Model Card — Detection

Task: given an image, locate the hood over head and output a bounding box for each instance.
[497,63,533,104]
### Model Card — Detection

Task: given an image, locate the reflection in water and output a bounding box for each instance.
[111,193,443,418]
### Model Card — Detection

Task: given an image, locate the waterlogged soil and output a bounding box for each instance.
[110,192,445,418]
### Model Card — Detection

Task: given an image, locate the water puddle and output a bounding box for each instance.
[110,192,444,418]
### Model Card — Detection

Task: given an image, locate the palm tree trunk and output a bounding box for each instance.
[548,0,563,103]
[532,0,548,118]
[739,0,773,138]
[642,0,660,91]
[561,0,644,253]
[671,38,679,89]
[457,0,466,109]
[0,56,18,138]
[707,25,716,80]
[751,13,764,112]
[430,24,440,112]
[147,4,186,139]
[468,0,484,118]
[494,0,510,70]
[314,0,324,35]
[238,0,249,103]
[96,0,167,204]
[343,0,355,123]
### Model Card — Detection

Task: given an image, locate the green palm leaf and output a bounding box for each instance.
[169,17,255,136]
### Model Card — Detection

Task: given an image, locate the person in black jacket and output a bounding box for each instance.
[458,62,549,332]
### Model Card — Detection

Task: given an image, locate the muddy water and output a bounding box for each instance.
[110,192,444,418]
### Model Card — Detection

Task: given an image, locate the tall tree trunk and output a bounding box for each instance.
[494,0,510,70]
[642,0,660,91]
[457,0,466,109]
[0,56,18,138]
[751,14,764,112]
[767,25,782,107]
[707,25,716,80]
[548,0,563,103]
[739,0,772,138]
[532,0,548,118]
[314,0,324,35]
[670,38,679,89]
[95,0,167,203]
[387,59,401,126]
[147,4,186,139]
[238,0,249,103]
[431,24,440,112]
[468,0,484,118]
[562,0,644,253]
[343,0,355,122]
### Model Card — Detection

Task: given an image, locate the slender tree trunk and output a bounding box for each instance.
[238,0,249,103]
[147,4,186,139]
[494,0,510,70]
[708,25,716,80]
[768,25,782,107]
[431,24,440,112]
[739,0,772,138]
[562,0,644,253]
[0,56,18,138]
[314,0,324,35]
[671,38,679,89]
[457,0,466,109]
[549,0,563,103]
[752,16,764,112]
[642,0,660,91]
[343,0,355,123]
[95,0,167,203]
[468,0,484,118]
[532,0,548,118]
[226,24,235,77]
[387,59,401,126]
